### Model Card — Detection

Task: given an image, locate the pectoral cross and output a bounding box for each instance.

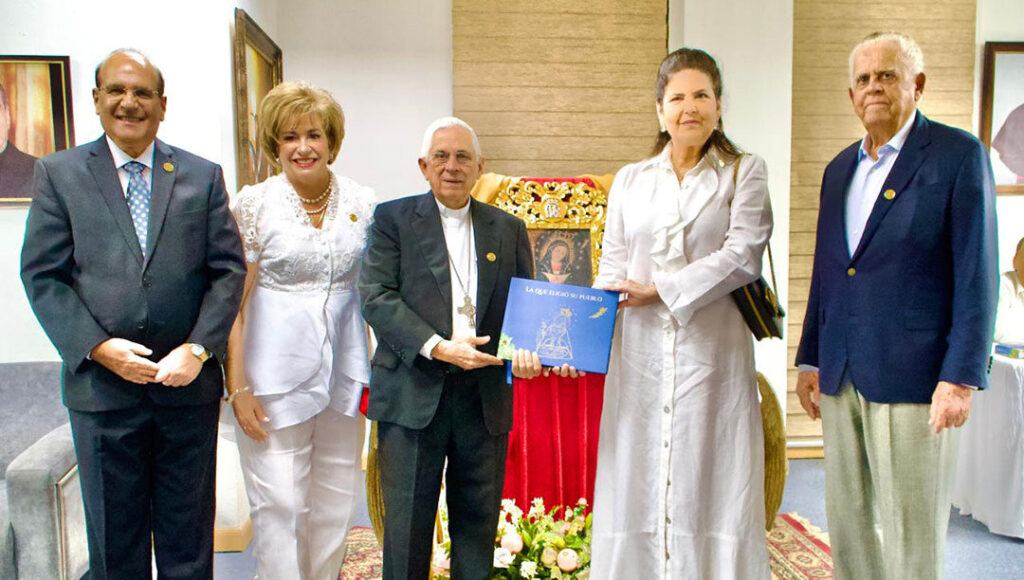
[457,294,476,328]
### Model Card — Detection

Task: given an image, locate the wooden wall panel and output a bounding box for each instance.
[453,0,666,177]
[787,0,977,454]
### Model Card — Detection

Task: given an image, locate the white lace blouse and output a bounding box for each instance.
[230,171,375,430]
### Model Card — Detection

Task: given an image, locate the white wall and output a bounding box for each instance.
[0,0,257,362]
[277,0,453,201]
[0,0,453,362]
[978,0,1024,272]
[669,0,795,408]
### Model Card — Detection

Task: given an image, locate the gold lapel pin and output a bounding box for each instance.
[486,252,497,262]
[162,162,174,173]
[349,213,358,222]
[883,189,896,200]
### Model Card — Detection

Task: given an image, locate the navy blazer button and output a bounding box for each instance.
[847,267,856,277]
[137,322,145,329]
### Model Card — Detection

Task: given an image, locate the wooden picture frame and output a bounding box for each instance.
[980,42,1024,195]
[232,8,282,190]
[0,55,74,203]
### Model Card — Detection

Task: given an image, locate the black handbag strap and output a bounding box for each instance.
[733,154,780,301]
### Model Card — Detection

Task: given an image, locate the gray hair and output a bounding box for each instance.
[95,48,165,96]
[848,32,925,87]
[419,116,482,160]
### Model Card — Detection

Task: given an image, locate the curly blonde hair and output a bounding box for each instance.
[258,81,345,170]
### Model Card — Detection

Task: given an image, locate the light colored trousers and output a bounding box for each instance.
[821,382,958,580]
[236,407,366,580]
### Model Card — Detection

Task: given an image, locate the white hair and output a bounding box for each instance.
[848,32,925,87]
[419,116,482,160]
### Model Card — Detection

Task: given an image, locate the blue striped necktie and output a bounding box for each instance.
[123,161,150,258]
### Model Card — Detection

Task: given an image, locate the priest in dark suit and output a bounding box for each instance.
[360,117,540,579]
[20,49,245,579]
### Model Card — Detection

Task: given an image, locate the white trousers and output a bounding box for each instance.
[236,408,366,580]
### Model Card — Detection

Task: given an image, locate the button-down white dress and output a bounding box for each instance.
[591,146,772,579]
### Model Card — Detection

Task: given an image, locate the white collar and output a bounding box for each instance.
[106,136,155,170]
[858,110,916,161]
[435,197,471,221]
[640,142,727,177]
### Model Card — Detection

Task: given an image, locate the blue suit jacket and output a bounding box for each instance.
[795,113,998,403]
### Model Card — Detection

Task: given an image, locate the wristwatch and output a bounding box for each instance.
[189,343,212,363]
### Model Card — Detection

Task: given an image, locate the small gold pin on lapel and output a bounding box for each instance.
[349,213,358,222]
[883,189,896,200]
[162,162,174,173]
[486,252,497,262]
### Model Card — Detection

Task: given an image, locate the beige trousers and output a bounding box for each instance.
[821,381,958,580]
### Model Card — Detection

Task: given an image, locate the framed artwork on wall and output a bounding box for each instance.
[0,55,74,203]
[232,8,282,190]
[980,42,1024,195]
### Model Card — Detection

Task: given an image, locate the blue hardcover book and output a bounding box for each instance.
[994,343,1024,359]
[497,277,620,374]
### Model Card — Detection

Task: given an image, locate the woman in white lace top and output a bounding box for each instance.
[225,82,375,580]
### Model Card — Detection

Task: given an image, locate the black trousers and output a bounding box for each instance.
[69,399,220,580]
[377,375,508,580]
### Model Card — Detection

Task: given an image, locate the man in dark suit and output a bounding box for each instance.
[0,79,37,199]
[360,117,541,579]
[20,49,245,579]
[795,33,997,579]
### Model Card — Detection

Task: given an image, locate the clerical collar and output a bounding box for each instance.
[435,198,471,220]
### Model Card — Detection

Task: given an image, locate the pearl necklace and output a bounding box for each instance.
[296,178,332,205]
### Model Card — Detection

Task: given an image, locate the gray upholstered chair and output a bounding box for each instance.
[2,423,88,579]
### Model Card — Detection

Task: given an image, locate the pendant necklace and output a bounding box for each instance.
[447,215,476,328]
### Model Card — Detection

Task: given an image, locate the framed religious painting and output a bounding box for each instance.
[232,8,283,190]
[482,176,611,288]
[980,42,1024,195]
[0,55,74,203]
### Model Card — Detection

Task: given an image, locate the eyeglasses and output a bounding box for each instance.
[428,150,476,167]
[99,84,160,100]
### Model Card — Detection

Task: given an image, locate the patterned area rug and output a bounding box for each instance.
[768,513,833,579]
[339,513,833,579]
[339,527,383,580]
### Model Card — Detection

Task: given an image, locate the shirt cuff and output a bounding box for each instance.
[420,335,443,360]
[798,364,818,372]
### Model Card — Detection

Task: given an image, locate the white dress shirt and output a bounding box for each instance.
[420,198,478,358]
[105,136,154,195]
[994,271,1024,345]
[845,111,916,256]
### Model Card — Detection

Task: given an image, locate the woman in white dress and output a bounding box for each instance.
[591,48,773,578]
[225,82,375,580]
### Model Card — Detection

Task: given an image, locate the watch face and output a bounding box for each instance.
[191,344,206,358]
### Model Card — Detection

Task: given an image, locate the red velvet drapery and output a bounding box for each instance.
[502,374,605,509]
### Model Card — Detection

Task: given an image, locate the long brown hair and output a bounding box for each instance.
[652,48,741,161]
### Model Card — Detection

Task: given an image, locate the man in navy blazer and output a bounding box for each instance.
[795,33,997,579]
[20,49,245,579]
